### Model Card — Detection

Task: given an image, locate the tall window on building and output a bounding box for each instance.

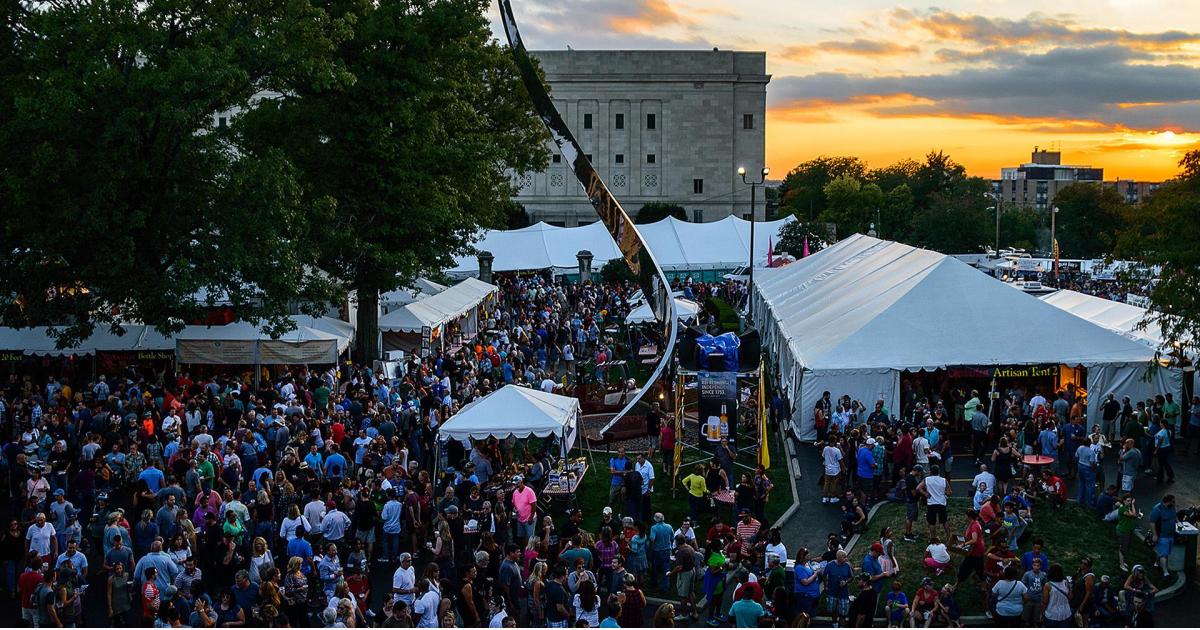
[692,209,703,222]
[615,113,624,130]
[615,154,624,164]
[743,114,754,129]
[646,113,656,130]
[551,154,561,164]
[646,154,656,164]
[693,178,704,194]
[584,113,593,129]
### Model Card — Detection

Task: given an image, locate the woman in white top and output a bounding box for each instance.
[572,581,601,627]
[249,536,275,585]
[279,505,311,541]
[1040,564,1073,625]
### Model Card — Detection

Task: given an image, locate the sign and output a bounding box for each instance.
[421,326,432,350]
[135,351,175,361]
[697,371,737,450]
[946,364,1060,379]
[0,351,24,363]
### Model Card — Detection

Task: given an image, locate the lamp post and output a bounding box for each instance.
[1050,205,1059,284]
[739,165,769,322]
[985,190,1001,254]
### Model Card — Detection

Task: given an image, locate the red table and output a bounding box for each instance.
[1021,455,1054,474]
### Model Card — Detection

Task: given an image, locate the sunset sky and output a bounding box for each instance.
[489,0,1200,181]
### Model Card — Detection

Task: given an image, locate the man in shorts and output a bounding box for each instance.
[1119,439,1142,493]
[901,466,922,542]
[671,534,697,621]
[823,549,853,627]
[917,465,951,541]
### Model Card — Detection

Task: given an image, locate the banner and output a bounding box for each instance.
[945,364,1060,379]
[673,373,683,487]
[697,371,737,451]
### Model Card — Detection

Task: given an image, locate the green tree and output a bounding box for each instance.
[909,175,991,253]
[879,183,916,242]
[775,219,827,258]
[777,156,867,220]
[819,175,884,238]
[1049,183,1128,258]
[635,203,687,224]
[868,159,920,195]
[241,0,549,362]
[500,201,531,229]
[998,204,1043,251]
[1116,150,1200,356]
[0,0,352,346]
[599,257,636,284]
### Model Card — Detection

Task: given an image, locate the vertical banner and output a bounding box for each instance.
[698,371,738,451]
[673,372,683,487]
[758,360,770,468]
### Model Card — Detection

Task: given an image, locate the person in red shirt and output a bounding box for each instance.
[141,566,161,625]
[1041,469,1068,508]
[732,572,764,603]
[956,509,988,602]
[17,565,44,626]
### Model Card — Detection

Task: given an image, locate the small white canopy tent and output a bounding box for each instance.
[379,278,496,333]
[752,234,1180,440]
[175,316,352,365]
[438,384,581,456]
[626,298,700,324]
[448,215,794,274]
[381,278,450,314]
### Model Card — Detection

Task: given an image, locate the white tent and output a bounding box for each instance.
[0,324,174,356]
[752,234,1180,440]
[381,278,450,313]
[437,384,580,455]
[1039,290,1171,352]
[379,278,497,334]
[175,316,352,365]
[626,298,700,324]
[448,215,794,274]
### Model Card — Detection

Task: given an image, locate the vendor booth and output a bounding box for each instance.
[626,297,700,324]
[379,277,497,352]
[0,324,177,383]
[437,384,586,498]
[751,234,1181,441]
[175,316,353,365]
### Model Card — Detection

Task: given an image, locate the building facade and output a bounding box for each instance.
[514,50,770,226]
[993,147,1160,210]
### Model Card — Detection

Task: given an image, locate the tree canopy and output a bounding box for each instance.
[635,202,688,224]
[1049,183,1129,258]
[1117,150,1200,357]
[0,0,354,345]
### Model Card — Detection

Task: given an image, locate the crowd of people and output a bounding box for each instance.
[806,382,1191,627]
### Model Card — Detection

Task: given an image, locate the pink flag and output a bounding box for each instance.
[767,237,774,267]
[802,235,810,258]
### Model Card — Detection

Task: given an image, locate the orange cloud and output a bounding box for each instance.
[606,0,693,34]
[895,9,1200,53]
[781,39,918,61]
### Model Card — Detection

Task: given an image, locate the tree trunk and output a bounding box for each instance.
[355,287,380,365]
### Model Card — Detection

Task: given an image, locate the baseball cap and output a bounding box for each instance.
[870,542,884,553]
[53,489,64,497]
[602,506,613,515]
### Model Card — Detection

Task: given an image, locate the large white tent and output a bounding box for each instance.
[438,384,580,455]
[0,324,174,356]
[448,215,794,274]
[175,316,353,365]
[752,234,1180,440]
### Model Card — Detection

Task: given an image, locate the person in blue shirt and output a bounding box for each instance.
[1153,419,1176,485]
[729,588,768,627]
[862,543,889,593]
[1038,424,1061,466]
[884,581,910,627]
[857,439,877,498]
[608,447,629,508]
[1149,494,1177,577]
[1021,538,1049,572]
[304,445,323,474]
[823,550,854,627]
[380,488,404,563]
[287,527,315,575]
[323,446,348,482]
[138,464,166,494]
[791,549,821,620]
[648,513,674,592]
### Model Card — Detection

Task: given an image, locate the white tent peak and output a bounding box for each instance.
[438,384,580,448]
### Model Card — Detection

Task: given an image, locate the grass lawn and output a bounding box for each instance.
[848,497,1164,616]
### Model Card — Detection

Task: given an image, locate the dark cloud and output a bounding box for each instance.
[769,45,1200,132]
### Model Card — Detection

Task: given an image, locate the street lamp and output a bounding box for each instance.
[739,165,769,321]
[1050,205,1060,284]
[984,191,1001,254]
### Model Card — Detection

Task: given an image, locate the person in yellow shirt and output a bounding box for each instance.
[682,465,709,522]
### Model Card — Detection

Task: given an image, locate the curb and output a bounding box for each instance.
[773,426,803,530]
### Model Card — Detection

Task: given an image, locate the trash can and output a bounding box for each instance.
[1169,522,1198,574]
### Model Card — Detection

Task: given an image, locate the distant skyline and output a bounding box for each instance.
[490,0,1200,181]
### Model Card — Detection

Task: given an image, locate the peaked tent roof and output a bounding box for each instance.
[1039,289,1171,351]
[449,215,793,274]
[174,317,351,351]
[378,278,497,333]
[626,298,700,324]
[753,234,1158,372]
[438,384,580,442]
[0,324,175,356]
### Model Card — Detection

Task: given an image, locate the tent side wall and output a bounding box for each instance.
[794,369,900,441]
[1085,362,1183,427]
